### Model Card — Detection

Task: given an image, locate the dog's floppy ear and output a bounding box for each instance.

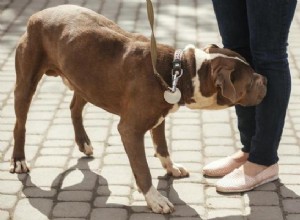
[214,69,237,103]
[204,44,219,53]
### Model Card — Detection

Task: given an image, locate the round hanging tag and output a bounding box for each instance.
[164,88,181,104]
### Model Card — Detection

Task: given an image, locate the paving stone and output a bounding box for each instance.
[207,197,243,209]
[97,185,131,197]
[0,194,17,209]
[286,214,300,220]
[67,157,101,170]
[204,146,235,157]
[40,147,71,155]
[61,169,97,190]
[171,140,202,151]
[21,187,57,198]
[26,168,63,187]
[171,125,201,140]
[0,210,10,220]
[13,198,53,220]
[94,196,130,207]
[282,199,300,213]
[58,191,92,201]
[0,171,26,181]
[244,191,280,206]
[34,156,68,167]
[53,218,85,220]
[171,151,202,163]
[0,180,22,194]
[248,206,284,220]
[171,205,205,217]
[90,208,128,220]
[207,209,243,219]
[103,153,130,165]
[47,125,74,140]
[280,185,300,198]
[99,166,133,186]
[52,202,90,218]
[169,183,204,205]
[203,123,232,137]
[129,213,166,220]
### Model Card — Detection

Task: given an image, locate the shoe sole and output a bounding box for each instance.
[216,175,279,193]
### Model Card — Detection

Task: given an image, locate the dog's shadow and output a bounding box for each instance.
[17,157,203,219]
[17,158,300,220]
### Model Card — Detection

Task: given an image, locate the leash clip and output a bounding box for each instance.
[170,69,183,93]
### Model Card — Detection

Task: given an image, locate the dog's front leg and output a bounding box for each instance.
[118,121,174,214]
[151,121,189,177]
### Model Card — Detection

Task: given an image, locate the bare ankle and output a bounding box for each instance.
[231,150,249,163]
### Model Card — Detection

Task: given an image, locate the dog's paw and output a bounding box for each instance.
[157,155,189,178]
[167,163,189,178]
[83,143,93,156]
[145,186,174,214]
[10,159,29,173]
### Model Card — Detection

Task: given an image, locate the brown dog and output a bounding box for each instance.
[10,5,267,213]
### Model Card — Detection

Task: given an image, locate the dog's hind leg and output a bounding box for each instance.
[150,121,189,177]
[70,92,93,156]
[10,33,44,173]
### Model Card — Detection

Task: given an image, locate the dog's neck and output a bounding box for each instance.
[155,44,196,106]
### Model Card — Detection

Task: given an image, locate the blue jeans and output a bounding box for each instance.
[212,0,297,166]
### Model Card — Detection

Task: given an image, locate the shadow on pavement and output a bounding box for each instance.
[17,157,300,219]
[17,157,203,219]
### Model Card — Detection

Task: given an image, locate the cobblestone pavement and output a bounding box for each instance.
[0,0,300,219]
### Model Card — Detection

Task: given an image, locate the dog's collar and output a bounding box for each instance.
[173,49,183,71]
[170,49,184,92]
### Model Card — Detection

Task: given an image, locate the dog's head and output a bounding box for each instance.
[185,44,267,109]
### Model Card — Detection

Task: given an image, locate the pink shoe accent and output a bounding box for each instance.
[216,163,279,193]
[203,157,245,177]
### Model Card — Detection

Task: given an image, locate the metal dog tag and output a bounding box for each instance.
[164,88,181,104]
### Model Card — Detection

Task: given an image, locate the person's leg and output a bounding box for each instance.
[212,0,255,154]
[215,0,297,192]
[246,0,297,166]
[203,0,253,177]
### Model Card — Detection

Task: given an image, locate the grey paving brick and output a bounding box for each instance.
[130,213,166,220]
[61,170,97,191]
[280,185,300,198]
[286,214,300,220]
[248,206,284,220]
[244,191,280,206]
[26,168,63,187]
[58,191,93,202]
[282,199,300,213]
[0,210,10,220]
[34,156,68,168]
[13,198,53,220]
[52,202,90,218]
[99,166,133,186]
[90,208,128,220]
[0,180,22,194]
[207,209,243,219]
[0,194,17,209]
[207,197,243,209]
[94,196,130,207]
[170,183,204,205]
[171,205,205,217]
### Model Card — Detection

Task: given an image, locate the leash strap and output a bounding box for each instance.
[146,0,171,91]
